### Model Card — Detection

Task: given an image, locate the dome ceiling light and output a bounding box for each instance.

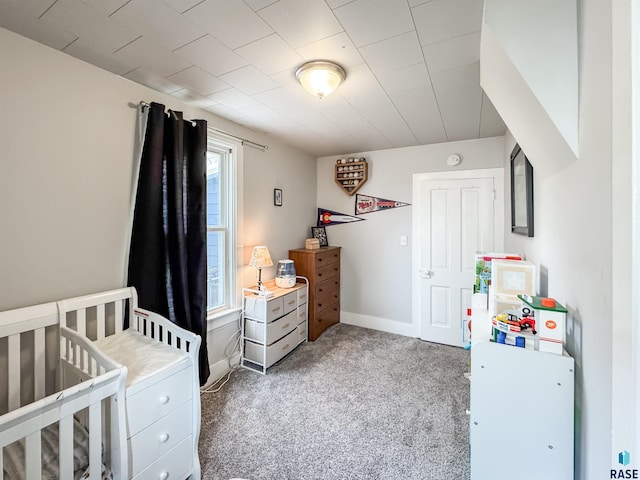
[295,60,346,99]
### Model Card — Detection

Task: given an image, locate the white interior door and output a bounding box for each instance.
[414,174,496,347]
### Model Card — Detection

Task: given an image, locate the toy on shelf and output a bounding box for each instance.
[518,295,567,354]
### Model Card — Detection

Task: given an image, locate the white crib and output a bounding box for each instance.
[58,288,201,480]
[0,301,128,479]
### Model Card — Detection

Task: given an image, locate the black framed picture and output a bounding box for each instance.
[274,188,282,206]
[311,226,328,247]
[510,144,534,237]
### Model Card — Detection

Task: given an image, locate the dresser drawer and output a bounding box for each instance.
[297,322,307,343]
[245,310,297,345]
[129,400,192,477]
[315,262,340,282]
[131,435,193,480]
[315,277,339,304]
[244,329,298,368]
[296,303,307,325]
[126,365,192,437]
[314,248,340,267]
[297,286,308,305]
[244,295,284,323]
[310,303,340,341]
[283,290,298,315]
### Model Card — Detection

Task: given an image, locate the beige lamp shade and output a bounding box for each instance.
[249,246,273,268]
[295,61,346,99]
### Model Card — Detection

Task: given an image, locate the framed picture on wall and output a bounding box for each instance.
[510,144,534,237]
[274,188,282,206]
[311,226,328,247]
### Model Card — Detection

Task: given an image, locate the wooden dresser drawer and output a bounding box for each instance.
[129,401,192,477]
[244,329,298,368]
[245,310,297,345]
[315,277,339,301]
[314,248,340,267]
[126,365,192,437]
[314,303,340,337]
[315,262,340,282]
[131,435,193,480]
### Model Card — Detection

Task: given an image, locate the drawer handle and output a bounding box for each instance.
[282,323,290,329]
[160,472,169,480]
[159,433,170,443]
[281,343,290,351]
[159,395,170,405]
[287,300,296,306]
[272,306,281,313]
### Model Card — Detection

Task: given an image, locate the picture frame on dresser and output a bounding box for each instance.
[311,226,328,247]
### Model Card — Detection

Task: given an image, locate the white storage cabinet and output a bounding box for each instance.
[242,277,308,374]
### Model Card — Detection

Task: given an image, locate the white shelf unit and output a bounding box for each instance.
[470,338,575,480]
[241,277,309,374]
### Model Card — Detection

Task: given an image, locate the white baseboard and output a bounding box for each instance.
[340,311,418,337]
[203,352,241,389]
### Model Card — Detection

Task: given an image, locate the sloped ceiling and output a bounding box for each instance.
[0,0,507,156]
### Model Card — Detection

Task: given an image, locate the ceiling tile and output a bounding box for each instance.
[258,0,343,48]
[163,0,204,14]
[114,36,192,76]
[110,0,205,50]
[326,0,352,8]
[423,31,480,73]
[174,35,247,76]
[388,86,447,145]
[375,62,432,93]
[243,0,278,11]
[479,92,507,137]
[296,32,364,69]
[333,0,414,47]
[0,4,76,50]
[435,85,482,141]
[185,0,273,49]
[235,33,303,75]
[64,38,138,74]
[208,88,261,109]
[219,65,279,95]
[170,88,218,109]
[412,0,483,46]
[1,0,57,17]
[124,68,184,94]
[40,0,138,53]
[79,0,129,16]
[168,66,229,95]
[430,62,479,93]
[359,31,423,75]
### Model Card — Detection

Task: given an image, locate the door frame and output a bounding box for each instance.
[411,168,505,338]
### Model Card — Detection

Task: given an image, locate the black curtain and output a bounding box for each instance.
[127,102,210,385]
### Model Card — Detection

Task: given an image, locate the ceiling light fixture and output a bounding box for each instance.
[295,60,346,99]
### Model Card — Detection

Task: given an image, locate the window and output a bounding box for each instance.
[206,135,237,313]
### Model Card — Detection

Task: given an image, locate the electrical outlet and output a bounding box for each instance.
[400,235,408,246]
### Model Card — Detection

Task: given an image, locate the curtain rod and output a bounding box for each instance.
[139,101,268,151]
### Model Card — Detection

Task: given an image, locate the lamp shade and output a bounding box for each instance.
[295,61,346,99]
[249,246,273,268]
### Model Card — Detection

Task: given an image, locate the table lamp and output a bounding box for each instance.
[249,246,273,296]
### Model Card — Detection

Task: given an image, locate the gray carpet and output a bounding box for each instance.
[199,323,471,480]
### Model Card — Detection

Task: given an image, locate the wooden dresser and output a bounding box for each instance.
[288,246,341,341]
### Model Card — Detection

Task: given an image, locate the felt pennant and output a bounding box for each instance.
[317,208,365,226]
[355,194,411,215]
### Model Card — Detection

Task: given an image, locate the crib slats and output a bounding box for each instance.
[76,308,86,338]
[8,334,20,411]
[97,303,106,340]
[33,327,45,402]
[59,415,74,479]
[114,300,123,335]
[25,431,42,480]
[89,402,102,478]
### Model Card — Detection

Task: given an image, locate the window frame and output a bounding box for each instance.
[206,133,239,316]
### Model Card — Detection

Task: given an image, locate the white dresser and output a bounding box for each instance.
[241,278,308,374]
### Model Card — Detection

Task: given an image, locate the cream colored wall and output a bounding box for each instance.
[317,137,504,335]
[0,27,316,376]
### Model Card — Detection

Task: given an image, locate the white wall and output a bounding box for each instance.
[0,27,317,378]
[500,1,615,476]
[317,137,503,336]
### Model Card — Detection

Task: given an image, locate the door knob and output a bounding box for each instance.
[419,269,433,279]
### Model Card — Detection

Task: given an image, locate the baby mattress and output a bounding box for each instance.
[94,329,187,387]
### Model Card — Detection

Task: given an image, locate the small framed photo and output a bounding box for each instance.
[311,226,328,247]
[274,188,282,206]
